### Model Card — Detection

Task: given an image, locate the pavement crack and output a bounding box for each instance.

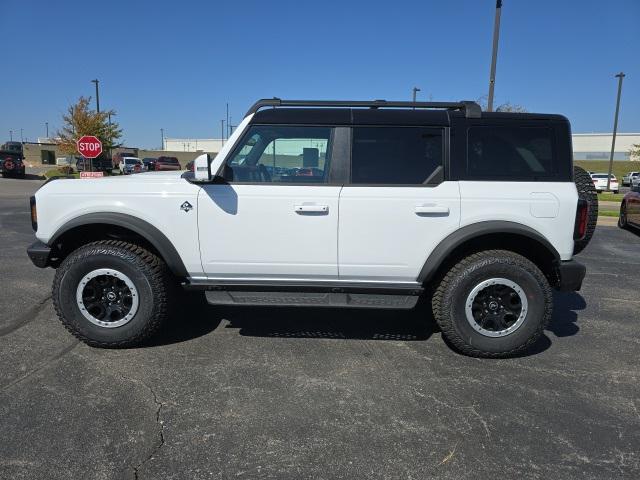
[113,374,166,480]
[0,295,51,337]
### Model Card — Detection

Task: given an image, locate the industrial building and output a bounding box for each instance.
[572,133,639,161]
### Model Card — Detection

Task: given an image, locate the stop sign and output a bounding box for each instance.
[76,136,103,158]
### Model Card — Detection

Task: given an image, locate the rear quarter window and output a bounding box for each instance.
[465,126,560,181]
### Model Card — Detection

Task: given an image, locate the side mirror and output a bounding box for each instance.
[193,153,212,182]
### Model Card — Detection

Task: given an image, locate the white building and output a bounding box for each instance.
[163,138,224,153]
[164,133,640,161]
[572,133,639,161]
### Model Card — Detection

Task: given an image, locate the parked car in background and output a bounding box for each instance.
[623,171,640,187]
[591,173,619,193]
[112,151,139,169]
[155,156,181,171]
[1,150,26,178]
[76,155,113,173]
[632,176,640,188]
[142,157,157,171]
[185,160,194,172]
[56,156,78,167]
[1,141,24,156]
[119,157,143,175]
[619,183,640,230]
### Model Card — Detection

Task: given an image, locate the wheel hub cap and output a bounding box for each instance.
[76,268,139,328]
[465,278,528,338]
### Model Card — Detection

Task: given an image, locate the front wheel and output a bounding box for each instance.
[432,250,552,358]
[619,202,628,229]
[52,240,175,347]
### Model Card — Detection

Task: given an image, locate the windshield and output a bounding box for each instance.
[125,158,140,165]
[593,174,615,179]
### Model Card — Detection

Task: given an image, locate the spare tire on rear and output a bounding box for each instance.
[573,165,598,255]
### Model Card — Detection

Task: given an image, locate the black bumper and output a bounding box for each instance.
[27,240,52,268]
[557,260,586,292]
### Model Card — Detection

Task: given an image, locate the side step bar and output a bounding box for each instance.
[204,291,419,309]
[185,279,424,310]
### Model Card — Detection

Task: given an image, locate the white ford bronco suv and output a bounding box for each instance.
[27,99,596,357]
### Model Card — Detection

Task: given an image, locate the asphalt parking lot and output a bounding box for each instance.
[1,176,639,480]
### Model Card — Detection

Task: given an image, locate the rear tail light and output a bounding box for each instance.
[30,196,37,231]
[573,199,588,241]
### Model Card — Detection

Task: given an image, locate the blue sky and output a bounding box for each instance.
[1,0,638,148]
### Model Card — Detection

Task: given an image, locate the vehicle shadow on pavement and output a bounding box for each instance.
[144,293,223,347]
[223,299,435,341]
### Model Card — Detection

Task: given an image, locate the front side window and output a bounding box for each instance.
[466,126,556,179]
[225,126,332,183]
[351,127,443,184]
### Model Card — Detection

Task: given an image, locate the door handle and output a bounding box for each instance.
[295,204,329,213]
[414,204,450,215]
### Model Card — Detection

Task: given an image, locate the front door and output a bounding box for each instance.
[338,126,460,283]
[198,125,341,280]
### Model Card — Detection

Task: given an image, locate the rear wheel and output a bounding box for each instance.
[432,250,552,358]
[52,240,174,347]
[618,202,628,229]
[573,165,598,254]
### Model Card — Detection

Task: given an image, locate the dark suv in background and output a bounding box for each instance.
[1,150,26,178]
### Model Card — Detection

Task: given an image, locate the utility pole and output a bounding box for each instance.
[91,79,100,112]
[487,0,503,112]
[607,72,625,191]
[221,120,225,146]
[20,128,23,142]
[160,128,165,150]
[45,122,49,138]
[226,103,229,141]
[9,130,12,141]
[412,87,421,102]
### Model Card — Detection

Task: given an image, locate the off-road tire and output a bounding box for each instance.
[432,250,552,358]
[573,165,598,254]
[52,240,174,347]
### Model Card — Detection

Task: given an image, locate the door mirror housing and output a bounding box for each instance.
[193,153,212,182]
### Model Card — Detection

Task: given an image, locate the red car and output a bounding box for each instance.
[1,151,26,178]
[619,185,640,230]
[155,156,181,171]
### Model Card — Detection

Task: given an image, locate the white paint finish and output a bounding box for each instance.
[529,192,559,218]
[459,181,578,260]
[35,172,204,275]
[198,184,342,278]
[338,182,461,282]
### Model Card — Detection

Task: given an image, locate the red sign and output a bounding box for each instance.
[76,136,102,158]
[80,171,104,178]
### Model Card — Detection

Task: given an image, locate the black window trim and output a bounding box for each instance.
[346,125,449,188]
[215,123,347,186]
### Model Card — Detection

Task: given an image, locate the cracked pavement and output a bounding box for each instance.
[1,177,639,479]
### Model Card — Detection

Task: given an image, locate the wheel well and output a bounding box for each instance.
[47,222,188,278]
[425,232,559,288]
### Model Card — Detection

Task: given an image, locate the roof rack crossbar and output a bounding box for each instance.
[245,98,482,118]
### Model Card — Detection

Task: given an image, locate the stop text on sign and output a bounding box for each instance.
[76,135,103,158]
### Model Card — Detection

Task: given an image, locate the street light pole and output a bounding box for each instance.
[607,72,625,191]
[9,130,12,141]
[91,79,100,112]
[221,120,225,146]
[487,0,503,112]
[412,87,421,103]
[20,128,23,142]
[45,122,49,138]
[160,128,165,150]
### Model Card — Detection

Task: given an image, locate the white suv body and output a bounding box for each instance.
[27,99,590,357]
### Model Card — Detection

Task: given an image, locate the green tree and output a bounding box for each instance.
[56,96,122,155]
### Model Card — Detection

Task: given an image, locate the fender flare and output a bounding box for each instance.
[49,212,188,278]
[417,221,560,283]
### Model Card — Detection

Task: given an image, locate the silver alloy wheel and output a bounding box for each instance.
[465,278,528,338]
[76,268,139,328]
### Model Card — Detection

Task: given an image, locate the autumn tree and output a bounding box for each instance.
[630,144,640,162]
[56,96,122,155]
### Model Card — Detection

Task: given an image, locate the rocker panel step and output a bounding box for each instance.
[204,291,419,309]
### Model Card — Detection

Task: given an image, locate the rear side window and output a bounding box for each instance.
[466,126,556,180]
[351,127,443,184]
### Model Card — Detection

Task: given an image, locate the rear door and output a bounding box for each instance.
[338,125,460,283]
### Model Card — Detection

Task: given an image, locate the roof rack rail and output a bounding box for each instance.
[245,98,482,118]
